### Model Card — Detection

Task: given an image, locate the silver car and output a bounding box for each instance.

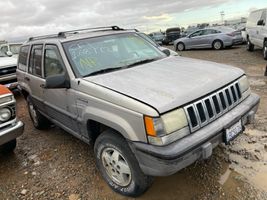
[17,26,259,197]
[174,27,243,51]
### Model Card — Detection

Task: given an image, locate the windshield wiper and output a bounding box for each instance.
[84,66,123,77]
[84,58,160,77]
[124,58,160,68]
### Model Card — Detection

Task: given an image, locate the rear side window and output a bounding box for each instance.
[29,45,43,77]
[44,45,64,77]
[18,45,30,71]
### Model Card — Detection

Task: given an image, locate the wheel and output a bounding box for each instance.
[94,130,153,197]
[213,40,223,50]
[246,38,254,52]
[263,41,267,60]
[27,96,51,130]
[1,139,16,153]
[176,42,185,51]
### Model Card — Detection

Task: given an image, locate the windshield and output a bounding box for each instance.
[10,44,21,54]
[63,33,165,77]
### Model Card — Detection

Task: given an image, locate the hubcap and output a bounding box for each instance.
[29,102,38,125]
[214,41,221,49]
[178,43,184,51]
[101,147,132,187]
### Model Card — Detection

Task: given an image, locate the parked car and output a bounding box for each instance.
[174,27,243,51]
[246,8,267,59]
[0,43,22,58]
[17,26,259,197]
[148,32,165,44]
[0,51,19,89]
[137,32,178,56]
[0,84,24,153]
[162,27,181,45]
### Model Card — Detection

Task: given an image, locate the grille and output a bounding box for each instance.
[184,81,242,132]
[0,66,17,76]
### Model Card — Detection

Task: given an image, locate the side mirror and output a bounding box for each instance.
[45,73,70,89]
[257,19,265,26]
[6,51,13,57]
[162,49,171,56]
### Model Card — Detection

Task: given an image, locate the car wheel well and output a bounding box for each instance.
[87,120,123,143]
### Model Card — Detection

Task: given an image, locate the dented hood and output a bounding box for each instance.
[84,56,244,113]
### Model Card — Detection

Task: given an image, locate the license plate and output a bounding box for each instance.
[224,120,243,144]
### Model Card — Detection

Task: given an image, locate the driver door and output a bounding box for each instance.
[43,44,79,132]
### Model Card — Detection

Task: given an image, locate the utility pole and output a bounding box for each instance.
[220,11,225,25]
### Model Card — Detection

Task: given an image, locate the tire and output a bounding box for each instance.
[94,130,153,197]
[263,41,267,60]
[176,42,185,51]
[27,96,51,130]
[1,139,16,153]
[212,40,223,50]
[246,38,254,52]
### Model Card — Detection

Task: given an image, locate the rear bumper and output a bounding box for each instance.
[0,120,24,146]
[129,93,260,176]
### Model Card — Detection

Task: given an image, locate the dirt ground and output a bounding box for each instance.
[0,45,267,200]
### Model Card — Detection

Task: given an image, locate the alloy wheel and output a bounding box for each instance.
[101,147,132,187]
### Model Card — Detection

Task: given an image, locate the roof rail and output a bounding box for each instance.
[58,26,124,37]
[27,26,124,42]
[28,33,63,42]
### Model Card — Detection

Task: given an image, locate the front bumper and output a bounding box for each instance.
[129,93,260,176]
[0,120,24,146]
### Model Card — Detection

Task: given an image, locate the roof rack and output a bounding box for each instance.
[28,26,124,42]
[58,25,124,37]
[28,34,62,42]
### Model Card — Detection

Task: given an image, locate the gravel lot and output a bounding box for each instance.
[0,45,267,200]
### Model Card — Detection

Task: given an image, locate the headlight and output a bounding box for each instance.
[161,109,188,134]
[239,76,249,93]
[0,108,12,122]
[238,75,251,99]
[144,108,189,146]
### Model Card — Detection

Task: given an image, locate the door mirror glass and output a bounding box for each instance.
[45,73,70,89]
[161,49,170,56]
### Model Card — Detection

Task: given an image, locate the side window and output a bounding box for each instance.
[29,45,43,77]
[261,10,266,25]
[18,45,30,71]
[190,30,203,37]
[0,45,8,55]
[44,45,64,77]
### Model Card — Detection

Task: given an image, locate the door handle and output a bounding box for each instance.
[24,77,30,81]
[40,84,45,88]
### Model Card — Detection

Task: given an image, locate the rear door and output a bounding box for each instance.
[25,44,46,112]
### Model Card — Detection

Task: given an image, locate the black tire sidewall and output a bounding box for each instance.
[94,132,151,197]
[1,139,16,153]
[263,41,267,60]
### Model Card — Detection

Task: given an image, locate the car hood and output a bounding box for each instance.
[84,56,244,114]
[0,57,17,68]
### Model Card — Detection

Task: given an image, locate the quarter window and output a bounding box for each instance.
[44,45,64,77]
[18,45,30,71]
[29,45,43,76]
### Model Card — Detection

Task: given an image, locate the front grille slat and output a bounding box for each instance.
[185,81,242,132]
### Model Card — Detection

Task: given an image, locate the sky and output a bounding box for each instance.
[1,0,267,41]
